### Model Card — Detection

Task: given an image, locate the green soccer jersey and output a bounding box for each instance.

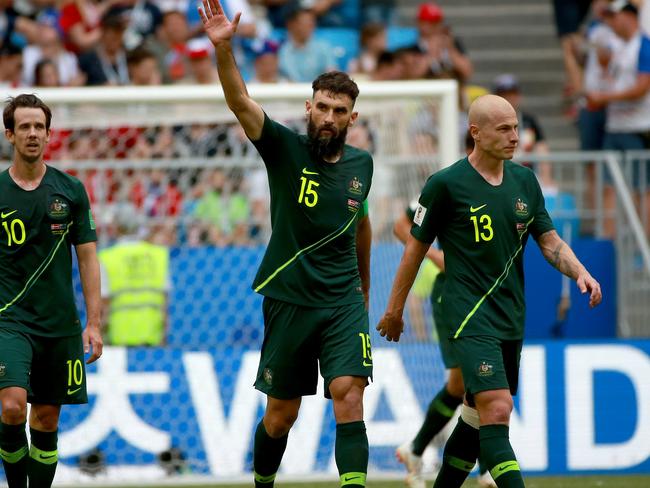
[251,114,373,307]
[411,157,554,340]
[0,166,97,337]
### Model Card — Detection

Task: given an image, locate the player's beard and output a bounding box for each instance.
[307,118,348,163]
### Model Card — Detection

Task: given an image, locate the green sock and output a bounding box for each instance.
[253,420,288,487]
[479,424,525,488]
[411,386,462,456]
[27,428,58,488]
[433,418,479,488]
[335,421,368,487]
[0,422,28,488]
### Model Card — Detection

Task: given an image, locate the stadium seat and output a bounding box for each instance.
[386,26,419,50]
[314,28,360,71]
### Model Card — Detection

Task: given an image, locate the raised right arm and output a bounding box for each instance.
[200,0,265,140]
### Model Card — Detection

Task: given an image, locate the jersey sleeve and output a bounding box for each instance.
[410,174,447,244]
[250,113,294,166]
[71,179,97,245]
[529,177,555,239]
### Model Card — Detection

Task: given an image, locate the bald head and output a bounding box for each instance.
[468,94,516,128]
[467,94,519,162]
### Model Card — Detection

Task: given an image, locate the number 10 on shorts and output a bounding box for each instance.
[359,333,372,366]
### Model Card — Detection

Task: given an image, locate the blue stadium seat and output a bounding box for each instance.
[314,28,360,71]
[386,26,418,50]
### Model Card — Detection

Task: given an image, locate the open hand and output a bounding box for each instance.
[376,312,404,342]
[199,0,241,46]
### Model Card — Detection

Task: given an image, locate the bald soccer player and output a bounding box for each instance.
[377,95,602,488]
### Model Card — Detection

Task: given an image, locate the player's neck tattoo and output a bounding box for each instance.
[307,119,347,163]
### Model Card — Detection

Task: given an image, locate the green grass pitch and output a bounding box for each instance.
[116,475,650,488]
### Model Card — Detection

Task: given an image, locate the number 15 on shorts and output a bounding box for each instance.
[359,333,372,366]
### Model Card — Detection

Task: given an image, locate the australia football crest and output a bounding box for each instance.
[348,177,363,195]
[514,197,529,217]
[47,195,71,220]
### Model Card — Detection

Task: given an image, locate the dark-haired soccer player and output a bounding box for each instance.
[378,94,601,488]
[200,1,373,487]
[0,94,103,488]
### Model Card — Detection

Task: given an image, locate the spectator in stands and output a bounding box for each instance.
[348,22,386,78]
[131,168,183,217]
[192,168,251,245]
[158,9,192,82]
[587,0,650,237]
[106,0,164,50]
[394,44,434,80]
[0,44,24,88]
[127,46,162,84]
[578,0,623,150]
[250,39,285,83]
[59,0,110,54]
[493,74,548,155]
[99,203,170,346]
[587,1,650,151]
[551,0,592,109]
[183,37,220,84]
[278,5,338,82]
[360,0,395,27]
[0,3,41,48]
[416,2,473,82]
[78,11,131,85]
[370,50,402,80]
[33,59,61,87]
[22,24,84,87]
[263,0,353,28]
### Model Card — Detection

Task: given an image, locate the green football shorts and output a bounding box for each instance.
[255,297,372,399]
[432,297,458,369]
[0,328,88,404]
[450,335,522,404]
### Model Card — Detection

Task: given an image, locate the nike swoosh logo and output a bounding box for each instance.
[67,387,82,395]
[344,476,361,482]
[470,204,487,213]
[498,462,519,472]
[302,167,319,175]
[39,453,57,460]
[1,210,17,218]
[363,361,372,367]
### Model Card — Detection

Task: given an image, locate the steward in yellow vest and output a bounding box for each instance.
[99,237,169,346]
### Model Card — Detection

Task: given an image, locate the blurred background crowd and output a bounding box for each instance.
[1,0,649,248]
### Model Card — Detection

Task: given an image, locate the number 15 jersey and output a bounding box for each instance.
[411,158,554,340]
[250,114,373,307]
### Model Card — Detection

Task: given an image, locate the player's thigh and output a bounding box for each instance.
[319,302,371,399]
[451,335,515,402]
[30,334,88,405]
[0,328,34,395]
[255,297,322,399]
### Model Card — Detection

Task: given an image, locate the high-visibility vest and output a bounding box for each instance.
[99,241,168,346]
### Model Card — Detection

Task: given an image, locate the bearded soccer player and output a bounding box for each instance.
[0,94,103,488]
[378,94,601,488]
[200,1,373,487]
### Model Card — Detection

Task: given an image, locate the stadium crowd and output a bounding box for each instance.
[1,0,644,245]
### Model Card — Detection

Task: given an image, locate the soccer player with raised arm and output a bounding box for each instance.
[377,95,601,488]
[0,94,103,488]
[200,1,373,487]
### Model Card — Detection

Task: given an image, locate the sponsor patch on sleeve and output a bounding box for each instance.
[413,204,427,226]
